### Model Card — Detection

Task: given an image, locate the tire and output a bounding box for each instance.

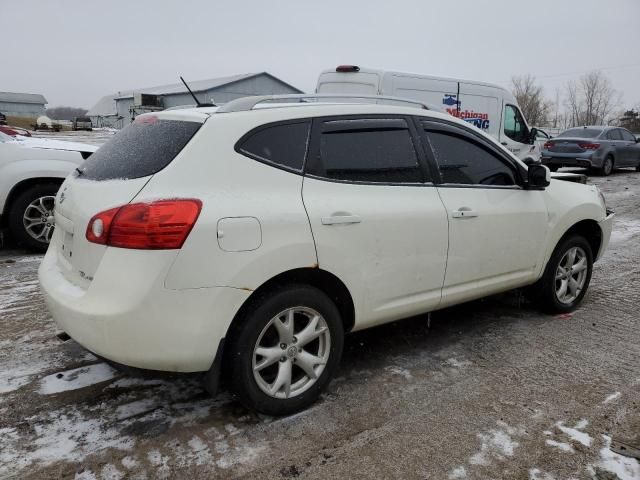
[600,155,614,176]
[531,235,593,314]
[8,183,59,253]
[225,285,344,416]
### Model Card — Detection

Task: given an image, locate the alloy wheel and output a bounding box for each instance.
[22,196,56,243]
[252,307,331,399]
[555,246,588,304]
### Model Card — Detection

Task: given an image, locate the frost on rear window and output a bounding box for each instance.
[77,119,201,181]
[557,128,603,139]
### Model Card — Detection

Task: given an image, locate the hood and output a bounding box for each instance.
[12,137,99,153]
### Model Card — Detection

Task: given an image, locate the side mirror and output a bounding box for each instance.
[527,164,550,190]
[529,127,538,145]
[522,158,536,167]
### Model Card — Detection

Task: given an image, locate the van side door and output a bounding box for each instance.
[302,115,449,330]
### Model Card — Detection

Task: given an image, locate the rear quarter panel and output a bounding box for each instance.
[139,112,318,291]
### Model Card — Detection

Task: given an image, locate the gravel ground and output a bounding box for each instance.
[1,162,639,480]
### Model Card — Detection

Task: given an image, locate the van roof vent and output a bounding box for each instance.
[336,65,360,72]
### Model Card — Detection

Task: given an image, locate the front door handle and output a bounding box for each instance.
[451,208,479,219]
[321,215,362,225]
[501,142,508,146]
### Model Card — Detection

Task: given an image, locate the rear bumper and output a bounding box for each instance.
[541,155,596,168]
[38,241,251,372]
[596,210,615,261]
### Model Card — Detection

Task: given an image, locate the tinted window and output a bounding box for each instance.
[504,105,530,144]
[79,117,201,181]
[426,131,516,186]
[314,119,423,183]
[558,128,603,138]
[620,129,636,142]
[606,129,623,140]
[238,121,310,172]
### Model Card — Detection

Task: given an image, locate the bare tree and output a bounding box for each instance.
[511,74,552,126]
[564,71,619,126]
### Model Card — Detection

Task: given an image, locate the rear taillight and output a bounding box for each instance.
[578,143,600,150]
[86,199,202,249]
[543,141,554,149]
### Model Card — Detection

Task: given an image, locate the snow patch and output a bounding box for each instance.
[448,465,467,479]
[556,419,592,447]
[469,422,522,466]
[604,392,621,404]
[446,358,472,368]
[545,439,574,453]
[38,363,118,394]
[596,435,640,480]
[529,468,555,480]
[385,366,413,380]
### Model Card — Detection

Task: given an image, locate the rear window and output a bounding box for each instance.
[557,128,602,139]
[78,117,201,181]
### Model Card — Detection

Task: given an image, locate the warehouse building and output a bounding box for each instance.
[87,72,302,128]
[0,92,47,118]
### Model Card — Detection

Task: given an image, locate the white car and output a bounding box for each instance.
[0,132,97,251]
[39,95,614,415]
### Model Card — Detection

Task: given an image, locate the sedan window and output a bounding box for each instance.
[557,128,603,138]
[426,131,517,186]
[606,129,623,141]
[619,129,636,142]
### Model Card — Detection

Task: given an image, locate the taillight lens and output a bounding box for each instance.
[543,141,554,149]
[86,199,202,249]
[578,143,600,150]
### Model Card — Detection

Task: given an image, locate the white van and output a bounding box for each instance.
[316,66,543,164]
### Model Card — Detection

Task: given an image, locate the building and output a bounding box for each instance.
[87,72,303,128]
[0,92,47,118]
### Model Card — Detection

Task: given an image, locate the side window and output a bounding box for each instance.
[504,105,530,144]
[606,129,622,140]
[312,118,424,183]
[620,129,635,142]
[425,130,517,186]
[238,121,311,172]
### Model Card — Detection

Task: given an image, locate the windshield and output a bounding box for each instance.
[557,128,603,139]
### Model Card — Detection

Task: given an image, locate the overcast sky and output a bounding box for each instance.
[3,0,639,110]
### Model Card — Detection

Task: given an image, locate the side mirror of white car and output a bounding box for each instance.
[527,164,550,190]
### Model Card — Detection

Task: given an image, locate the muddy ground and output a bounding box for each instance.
[1,136,639,479]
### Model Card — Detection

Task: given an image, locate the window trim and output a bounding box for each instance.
[305,114,434,187]
[234,118,312,174]
[416,117,525,189]
[620,128,636,142]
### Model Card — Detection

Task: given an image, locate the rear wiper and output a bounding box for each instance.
[75,167,84,176]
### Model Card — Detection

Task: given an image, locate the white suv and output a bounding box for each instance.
[39,95,614,415]
[0,131,97,251]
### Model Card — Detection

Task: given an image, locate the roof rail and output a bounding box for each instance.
[215,94,433,113]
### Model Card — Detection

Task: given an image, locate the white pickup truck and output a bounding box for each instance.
[0,131,97,251]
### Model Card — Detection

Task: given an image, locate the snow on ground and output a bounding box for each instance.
[468,421,524,467]
[596,435,640,480]
[39,363,119,394]
[555,419,592,447]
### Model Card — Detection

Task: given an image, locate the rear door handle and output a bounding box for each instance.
[321,215,362,225]
[501,142,508,146]
[451,209,479,219]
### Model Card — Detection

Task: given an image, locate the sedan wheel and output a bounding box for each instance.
[601,156,613,176]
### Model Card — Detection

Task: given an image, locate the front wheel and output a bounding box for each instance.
[8,184,59,253]
[225,285,344,416]
[531,235,593,313]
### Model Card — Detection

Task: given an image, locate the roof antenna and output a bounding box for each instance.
[180,76,215,107]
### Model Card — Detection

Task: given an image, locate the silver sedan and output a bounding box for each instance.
[541,126,640,176]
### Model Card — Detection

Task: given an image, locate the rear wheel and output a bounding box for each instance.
[531,235,593,313]
[225,285,344,416]
[8,184,59,253]
[600,155,614,176]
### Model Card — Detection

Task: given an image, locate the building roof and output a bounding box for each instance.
[86,94,119,117]
[0,92,47,105]
[113,72,302,99]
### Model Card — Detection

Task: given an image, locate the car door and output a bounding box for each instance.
[605,128,626,165]
[302,115,449,330]
[619,128,640,166]
[501,104,533,160]
[418,119,549,307]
